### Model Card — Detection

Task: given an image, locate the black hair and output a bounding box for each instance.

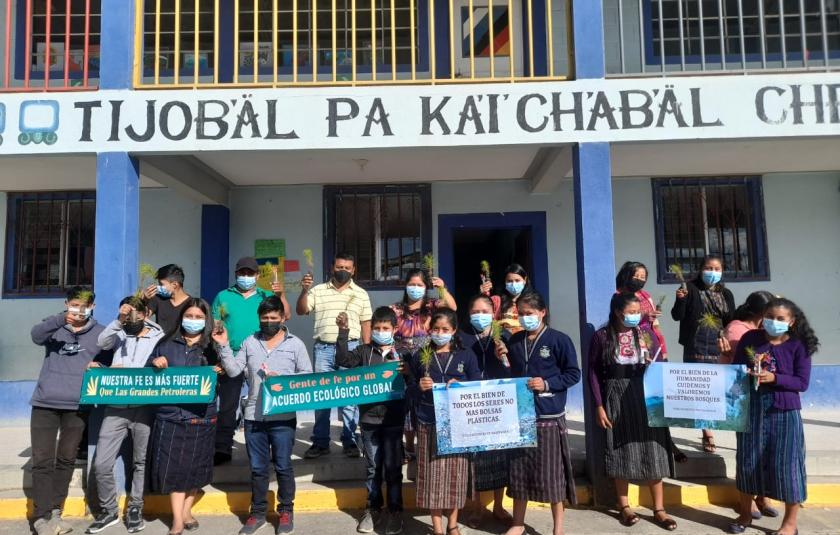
[604,292,642,364]
[257,295,285,317]
[694,254,726,288]
[501,263,532,314]
[119,295,148,312]
[66,286,94,304]
[398,268,434,315]
[734,291,776,322]
[516,291,550,326]
[765,298,820,357]
[335,252,356,265]
[615,261,647,292]
[429,307,463,350]
[372,306,398,327]
[467,294,494,311]
[156,264,185,286]
[178,297,215,349]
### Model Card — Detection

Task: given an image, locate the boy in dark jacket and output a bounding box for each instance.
[335,307,410,535]
[30,287,111,535]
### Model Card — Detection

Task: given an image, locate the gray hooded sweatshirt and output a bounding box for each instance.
[98,319,165,368]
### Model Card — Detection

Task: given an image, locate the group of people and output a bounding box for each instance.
[27,253,816,535]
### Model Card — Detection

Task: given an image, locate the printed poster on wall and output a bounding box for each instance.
[79,367,217,405]
[433,378,536,454]
[644,363,750,432]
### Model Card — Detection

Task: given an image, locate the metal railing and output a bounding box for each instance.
[604,0,840,76]
[135,0,571,88]
[1,0,99,92]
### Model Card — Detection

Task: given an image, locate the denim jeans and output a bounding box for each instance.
[360,425,404,512]
[311,341,359,449]
[244,419,297,516]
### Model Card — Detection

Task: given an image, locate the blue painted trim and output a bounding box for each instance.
[434,0,451,77]
[218,0,235,83]
[93,153,140,323]
[99,0,136,89]
[571,0,605,79]
[436,211,550,302]
[200,204,231,302]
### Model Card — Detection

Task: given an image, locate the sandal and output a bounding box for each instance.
[754,497,779,518]
[652,510,677,531]
[701,435,716,453]
[447,526,461,535]
[619,505,640,527]
[184,519,200,530]
[493,509,514,525]
[672,445,688,464]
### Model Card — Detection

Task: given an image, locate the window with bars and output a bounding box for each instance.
[4,192,96,296]
[324,185,431,288]
[647,0,840,63]
[652,177,769,283]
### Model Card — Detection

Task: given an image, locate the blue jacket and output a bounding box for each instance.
[407,347,481,425]
[147,336,218,421]
[506,327,581,418]
[458,328,511,381]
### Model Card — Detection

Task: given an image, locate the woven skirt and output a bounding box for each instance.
[416,423,471,510]
[149,417,216,494]
[604,377,674,481]
[736,388,807,503]
[473,450,509,492]
[507,417,577,504]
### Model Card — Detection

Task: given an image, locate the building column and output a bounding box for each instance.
[201,205,231,301]
[570,0,616,504]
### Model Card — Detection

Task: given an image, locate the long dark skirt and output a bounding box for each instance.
[507,417,577,504]
[473,450,509,492]
[416,423,471,510]
[149,417,216,494]
[604,377,674,481]
[736,388,807,503]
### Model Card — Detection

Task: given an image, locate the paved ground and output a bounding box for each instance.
[6,506,840,535]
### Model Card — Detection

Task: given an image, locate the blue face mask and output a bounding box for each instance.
[763,318,790,337]
[506,281,526,296]
[371,330,395,346]
[157,284,172,298]
[405,285,426,301]
[470,313,493,332]
[236,275,257,291]
[622,313,642,329]
[519,314,542,332]
[182,318,206,334]
[702,270,722,286]
[431,333,453,347]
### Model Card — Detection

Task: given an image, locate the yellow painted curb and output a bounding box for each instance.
[627,483,840,508]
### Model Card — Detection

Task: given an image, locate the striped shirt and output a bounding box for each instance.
[306,280,372,342]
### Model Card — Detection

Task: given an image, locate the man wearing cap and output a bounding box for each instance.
[211,256,290,465]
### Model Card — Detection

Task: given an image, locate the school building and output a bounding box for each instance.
[0,0,838,498]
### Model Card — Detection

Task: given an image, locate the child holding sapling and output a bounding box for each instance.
[615,261,668,360]
[479,263,533,335]
[728,298,818,535]
[670,254,735,453]
[407,308,480,535]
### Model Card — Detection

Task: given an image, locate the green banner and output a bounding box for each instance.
[261,361,405,416]
[79,367,217,405]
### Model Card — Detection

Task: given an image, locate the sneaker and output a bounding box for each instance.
[275,511,294,534]
[33,518,56,535]
[303,445,330,459]
[356,510,375,533]
[343,444,362,458]
[125,506,145,533]
[85,511,119,534]
[384,512,404,535]
[51,509,73,535]
[239,516,267,535]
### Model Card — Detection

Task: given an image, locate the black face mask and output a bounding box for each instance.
[333,270,352,285]
[123,320,145,336]
[260,321,283,338]
[626,279,645,293]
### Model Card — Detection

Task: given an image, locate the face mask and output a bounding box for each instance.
[519,315,542,332]
[236,276,257,291]
[123,320,146,336]
[470,313,493,332]
[626,279,645,293]
[182,318,206,335]
[260,321,283,338]
[372,330,395,346]
[67,307,92,320]
[622,313,642,329]
[333,270,352,285]
[431,333,453,347]
[702,270,722,286]
[405,285,426,301]
[506,281,525,296]
[763,318,790,337]
[157,284,172,298]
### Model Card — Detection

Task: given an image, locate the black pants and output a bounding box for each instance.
[30,406,85,520]
[215,373,244,456]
